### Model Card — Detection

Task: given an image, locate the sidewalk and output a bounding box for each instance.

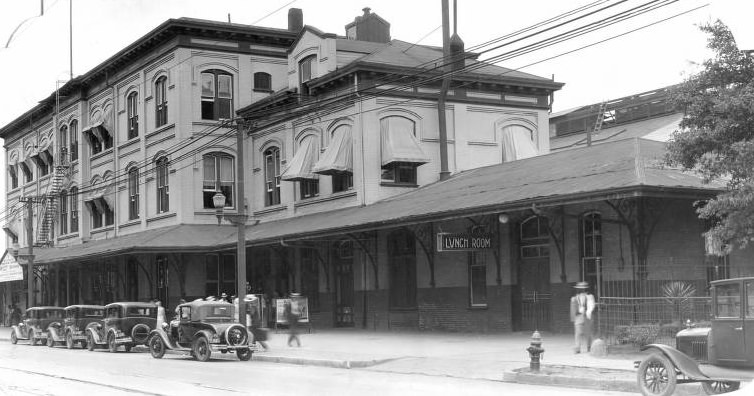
[0,325,648,391]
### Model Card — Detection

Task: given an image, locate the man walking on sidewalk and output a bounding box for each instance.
[570,281,595,354]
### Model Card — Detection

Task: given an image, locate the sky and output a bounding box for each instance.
[0,0,751,251]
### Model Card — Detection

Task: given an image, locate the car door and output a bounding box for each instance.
[712,281,746,364]
[744,280,754,365]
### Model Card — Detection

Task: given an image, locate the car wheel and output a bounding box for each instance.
[107,333,118,353]
[237,348,252,361]
[637,353,677,396]
[149,336,165,359]
[10,331,17,344]
[66,332,74,349]
[193,337,211,362]
[701,381,740,394]
[86,333,95,351]
[47,331,55,348]
[29,330,36,346]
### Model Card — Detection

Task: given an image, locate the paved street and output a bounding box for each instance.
[0,342,637,396]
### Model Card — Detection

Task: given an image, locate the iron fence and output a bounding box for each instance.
[595,260,753,347]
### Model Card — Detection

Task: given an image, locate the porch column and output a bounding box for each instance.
[66,266,70,306]
[55,265,60,306]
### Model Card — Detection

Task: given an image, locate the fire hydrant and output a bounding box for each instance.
[526,330,545,372]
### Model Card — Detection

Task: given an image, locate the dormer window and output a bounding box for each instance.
[299,55,315,97]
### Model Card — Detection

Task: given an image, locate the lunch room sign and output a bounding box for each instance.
[436,233,494,252]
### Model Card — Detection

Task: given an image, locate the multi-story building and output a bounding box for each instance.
[3,8,743,336]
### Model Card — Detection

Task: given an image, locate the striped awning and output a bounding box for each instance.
[281,137,319,181]
[313,126,353,175]
[380,118,430,166]
[501,125,538,162]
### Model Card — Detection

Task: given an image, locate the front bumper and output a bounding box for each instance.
[209,343,252,352]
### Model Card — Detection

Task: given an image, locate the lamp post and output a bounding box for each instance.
[11,198,36,309]
[213,121,249,327]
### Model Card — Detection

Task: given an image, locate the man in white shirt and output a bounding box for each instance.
[569,281,595,354]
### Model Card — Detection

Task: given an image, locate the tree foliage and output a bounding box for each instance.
[667,20,754,253]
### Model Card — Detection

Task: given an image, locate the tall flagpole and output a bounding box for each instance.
[69,0,73,79]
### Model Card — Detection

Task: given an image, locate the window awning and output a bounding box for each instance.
[2,223,18,241]
[7,149,20,166]
[501,125,538,162]
[313,126,353,175]
[380,121,430,166]
[84,184,114,211]
[83,107,113,138]
[281,137,319,181]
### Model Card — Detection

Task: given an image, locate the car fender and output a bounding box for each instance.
[86,327,104,344]
[640,344,710,380]
[48,326,63,341]
[147,329,180,349]
[194,329,216,343]
[10,325,29,340]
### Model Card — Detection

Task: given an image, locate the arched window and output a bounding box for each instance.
[202,152,234,208]
[127,91,139,139]
[69,187,79,233]
[128,167,139,220]
[520,216,549,258]
[69,120,78,162]
[200,69,233,120]
[59,125,68,162]
[155,157,169,213]
[59,189,68,235]
[581,212,602,295]
[253,72,272,92]
[388,229,417,309]
[264,146,281,206]
[501,124,537,162]
[155,76,168,127]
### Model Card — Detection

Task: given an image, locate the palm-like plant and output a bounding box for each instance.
[662,281,697,326]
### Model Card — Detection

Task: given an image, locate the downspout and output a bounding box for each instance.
[437,0,451,181]
[356,73,366,206]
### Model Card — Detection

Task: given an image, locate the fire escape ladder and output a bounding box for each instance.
[35,163,69,247]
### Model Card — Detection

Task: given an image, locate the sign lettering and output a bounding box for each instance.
[0,252,23,282]
[436,233,494,252]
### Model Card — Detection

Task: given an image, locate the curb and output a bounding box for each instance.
[251,354,392,369]
[501,365,638,393]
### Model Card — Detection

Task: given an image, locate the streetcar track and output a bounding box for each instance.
[0,366,165,396]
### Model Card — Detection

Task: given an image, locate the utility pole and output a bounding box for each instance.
[236,121,247,327]
[23,197,35,308]
[437,0,451,181]
[69,0,73,80]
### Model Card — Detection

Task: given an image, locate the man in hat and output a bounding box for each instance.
[570,281,595,354]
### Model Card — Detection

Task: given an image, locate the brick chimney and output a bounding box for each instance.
[345,7,390,43]
[288,8,303,31]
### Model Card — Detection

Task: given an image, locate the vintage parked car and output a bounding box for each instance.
[45,305,105,349]
[10,306,65,346]
[147,300,253,362]
[636,277,754,395]
[85,302,156,353]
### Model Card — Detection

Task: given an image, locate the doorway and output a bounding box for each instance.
[333,241,354,327]
[516,216,552,331]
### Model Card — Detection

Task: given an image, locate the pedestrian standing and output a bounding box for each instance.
[570,281,595,354]
[10,305,20,326]
[284,300,301,347]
